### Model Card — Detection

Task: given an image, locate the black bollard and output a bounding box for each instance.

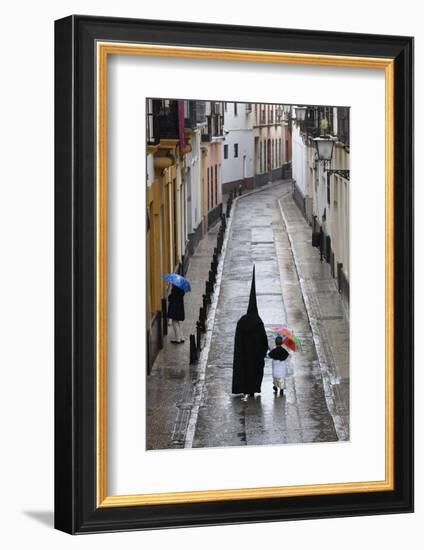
[189,334,198,364]
[199,307,206,332]
[196,322,201,351]
[206,281,212,301]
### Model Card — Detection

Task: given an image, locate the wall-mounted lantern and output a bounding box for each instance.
[313,136,350,181]
[294,106,307,122]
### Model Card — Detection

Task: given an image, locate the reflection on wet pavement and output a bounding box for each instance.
[193,182,341,449]
[147,180,349,451]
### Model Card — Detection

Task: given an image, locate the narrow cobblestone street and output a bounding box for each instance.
[147,180,349,450]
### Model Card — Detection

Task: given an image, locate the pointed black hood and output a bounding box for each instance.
[247,265,258,315]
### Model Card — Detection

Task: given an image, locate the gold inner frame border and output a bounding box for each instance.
[96,42,394,508]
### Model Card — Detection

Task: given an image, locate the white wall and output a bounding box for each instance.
[222,103,254,184]
[0,1,421,549]
[185,129,202,232]
[292,124,308,195]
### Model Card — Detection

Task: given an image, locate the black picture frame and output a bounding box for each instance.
[55,15,414,534]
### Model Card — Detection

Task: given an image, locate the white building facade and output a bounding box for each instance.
[291,106,350,306]
[253,103,292,187]
[221,102,254,193]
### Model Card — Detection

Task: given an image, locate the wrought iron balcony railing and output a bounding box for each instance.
[299,106,349,146]
[147,99,179,145]
[184,100,207,129]
[201,113,224,142]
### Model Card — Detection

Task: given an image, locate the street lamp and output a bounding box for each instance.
[313,136,335,162]
[276,106,283,122]
[313,136,350,180]
[294,106,307,122]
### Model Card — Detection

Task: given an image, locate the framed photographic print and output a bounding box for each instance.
[54,15,414,534]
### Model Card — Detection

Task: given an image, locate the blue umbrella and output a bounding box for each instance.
[162,273,191,292]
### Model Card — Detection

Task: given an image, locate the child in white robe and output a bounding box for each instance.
[268,336,290,395]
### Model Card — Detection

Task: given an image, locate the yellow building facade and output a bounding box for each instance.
[146,99,224,370]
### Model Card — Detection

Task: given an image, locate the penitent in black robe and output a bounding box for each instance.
[232,266,269,395]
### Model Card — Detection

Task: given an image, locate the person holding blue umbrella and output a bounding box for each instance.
[162,273,191,344]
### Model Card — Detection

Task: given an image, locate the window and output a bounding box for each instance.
[207,168,210,210]
[259,141,262,173]
[183,100,189,119]
[234,102,238,116]
[327,174,331,205]
[234,143,238,158]
[334,176,339,206]
[224,144,228,159]
[215,165,218,208]
[210,165,214,207]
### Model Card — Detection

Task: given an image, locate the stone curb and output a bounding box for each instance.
[183,200,236,448]
[278,197,349,441]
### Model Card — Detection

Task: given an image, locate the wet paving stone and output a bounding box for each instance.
[147,180,349,451]
[192,182,342,449]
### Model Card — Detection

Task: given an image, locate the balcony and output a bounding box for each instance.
[201,113,224,142]
[336,107,350,146]
[298,106,333,139]
[184,100,207,129]
[147,99,179,145]
[299,106,349,146]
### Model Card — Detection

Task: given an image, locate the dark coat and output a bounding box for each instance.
[231,312,269,395]
[167,285,185,321]
[268,346,289,361]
